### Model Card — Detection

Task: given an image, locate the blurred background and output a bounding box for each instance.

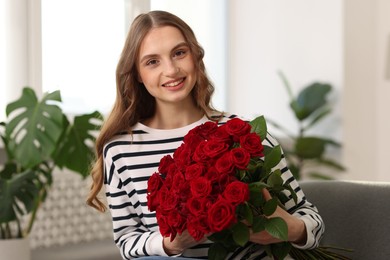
[1,0,389,258]
[2,0,390,181]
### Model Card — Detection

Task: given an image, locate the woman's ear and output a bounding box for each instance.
[137,75,143,83]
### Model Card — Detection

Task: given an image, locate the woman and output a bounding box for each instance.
[87,10,324,259]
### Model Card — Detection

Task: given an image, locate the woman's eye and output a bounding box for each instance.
[174,50,186,58]
[146,59,159,66]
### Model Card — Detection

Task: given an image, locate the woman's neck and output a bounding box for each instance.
[142,103,204,129]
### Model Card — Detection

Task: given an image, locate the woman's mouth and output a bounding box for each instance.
[162,78,185,88]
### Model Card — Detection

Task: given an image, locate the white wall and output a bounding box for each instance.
[227,0,343,140]
[228,0,390,181]
[343,0,390,181]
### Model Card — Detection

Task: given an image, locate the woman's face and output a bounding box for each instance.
[137,26,197,108]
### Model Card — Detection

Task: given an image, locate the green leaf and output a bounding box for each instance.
[316,158,346,171]
[290,83,332,121]
[277,71,295,100]
[239,203,253,225]
[264,145,282,170]
[5,87,64,169]
[308,172,334,180]
[270,242,292,259]
[295,137,326,159]
[304,107,332,130]
[208,242,229,260]
[263,197,278,216]
[249,115,267,141]
[0,169,39,224]
[207,229,232,244]
[249,188,265,208]
[231,222,250,246]
[265,217,288,241]
[283,183,298,204]
[267,169,283,187]
[252,215,267,233]
[53,111,103,177]
[249,181,269,191]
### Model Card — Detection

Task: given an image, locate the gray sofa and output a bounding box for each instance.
[299,180,390,260]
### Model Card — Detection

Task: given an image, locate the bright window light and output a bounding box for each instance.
[41,0,126,114]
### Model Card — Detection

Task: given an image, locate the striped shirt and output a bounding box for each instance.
[103,114,324,259]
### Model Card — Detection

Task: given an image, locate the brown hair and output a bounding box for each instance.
[87,10,218,211]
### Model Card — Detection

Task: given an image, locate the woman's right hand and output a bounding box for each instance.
[163,230,207,255]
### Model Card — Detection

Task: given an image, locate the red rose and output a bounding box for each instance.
[184,127,204,150]
[197,121,218,139]
[167,210,186,234]
[215,174,237,195]
[187,196,208,216]
[174,145,192,171]
[171,171,185,193]
[156,210,173,238]
[193,141,208,163]
[147,193,159,212]
[225,118,251,141]
[210,124,232,144]
[187,215,210,241]
[215,152,235,174]
[147,172,163,193]
[207,197,237,232]
[159,186,179,211]
[190,177,212,197]
[222,181,249,206]
[185,163,205,181]
[177,181,191,202]
[158,155,174,175]
[164,165,178,189]
[230,148,251,169]
[203,139,229,159]
[240,133,264,157]
[204,166,221,182]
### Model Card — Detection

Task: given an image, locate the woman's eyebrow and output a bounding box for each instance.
[139,42,189,63]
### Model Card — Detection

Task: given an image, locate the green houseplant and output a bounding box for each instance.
[268,72,345,180]
[0,87,103,239]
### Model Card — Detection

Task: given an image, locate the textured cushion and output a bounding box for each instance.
[299,180,390,260]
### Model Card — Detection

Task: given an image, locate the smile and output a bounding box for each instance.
[162,78,185,87]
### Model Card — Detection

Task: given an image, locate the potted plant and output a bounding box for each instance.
[0,87,103,259]
[267,72,345,180]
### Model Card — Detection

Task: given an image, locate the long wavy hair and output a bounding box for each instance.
[87,10,218,211]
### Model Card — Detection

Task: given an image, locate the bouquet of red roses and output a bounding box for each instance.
[147,116,351,260]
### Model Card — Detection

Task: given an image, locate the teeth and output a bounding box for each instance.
[164,79,183,87]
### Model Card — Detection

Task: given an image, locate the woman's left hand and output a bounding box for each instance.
[248,189,307,245]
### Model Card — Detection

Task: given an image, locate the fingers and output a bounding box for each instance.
[261,188,272,201]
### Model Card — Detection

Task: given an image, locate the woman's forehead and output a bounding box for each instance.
[139,26,186,57]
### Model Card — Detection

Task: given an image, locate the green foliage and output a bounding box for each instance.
[208,115,350,259]
[208,116,293,259]
[268,72,346,180]
[0,87,103,239]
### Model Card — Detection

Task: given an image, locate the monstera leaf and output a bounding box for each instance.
[53,111,103,177]
[0,167,39,224]
[290,83,332,121]
[5,87,64,169]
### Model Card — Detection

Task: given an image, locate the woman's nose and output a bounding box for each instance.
[163,61,179,76]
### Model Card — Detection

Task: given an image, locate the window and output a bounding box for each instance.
[41,0,227,114]
[41,0,126,114]
[2,0,227,117]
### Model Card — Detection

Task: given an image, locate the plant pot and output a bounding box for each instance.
[0,237,30,260]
